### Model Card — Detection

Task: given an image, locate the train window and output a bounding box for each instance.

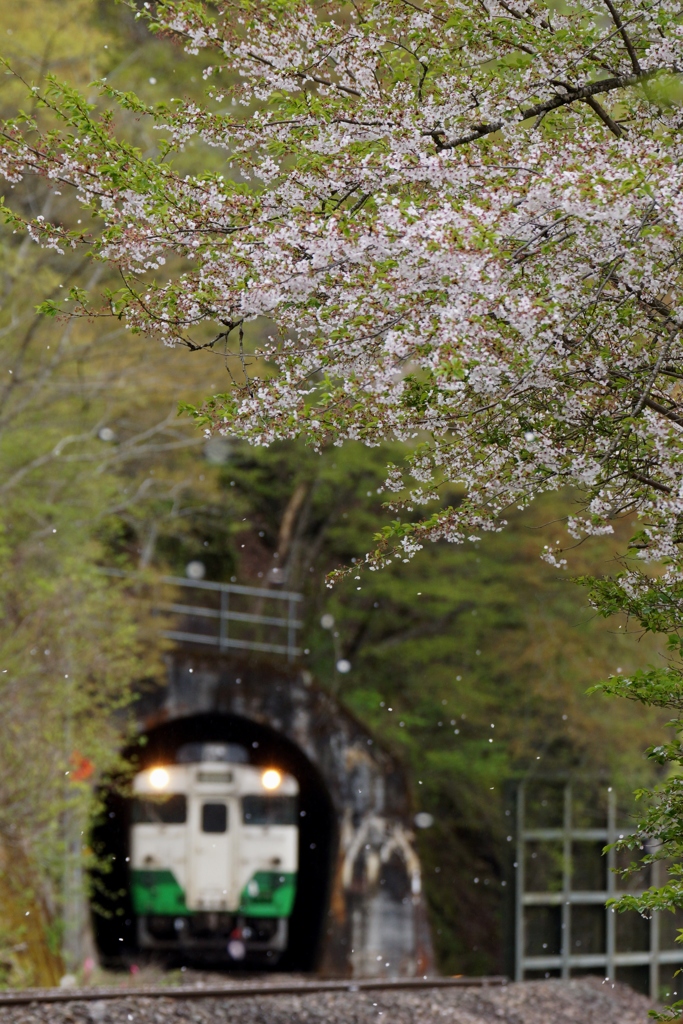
[242,795,298,825]
[202,802,228,833]
[132,794,187,825]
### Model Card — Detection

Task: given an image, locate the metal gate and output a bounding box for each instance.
[513,779,683,999]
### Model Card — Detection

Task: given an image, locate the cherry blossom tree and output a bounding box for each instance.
[3,0,683,992]
[2,0,683,567]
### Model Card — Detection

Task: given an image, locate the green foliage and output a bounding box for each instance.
[0,0,677,989]
[0,0,236,980]
[578,569,683,1019]
[173,436,664,974]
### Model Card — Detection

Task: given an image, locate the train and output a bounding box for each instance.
[129,743,299,963]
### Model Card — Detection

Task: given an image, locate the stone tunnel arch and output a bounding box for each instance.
[93,649,434,977]
[93,711,336,971]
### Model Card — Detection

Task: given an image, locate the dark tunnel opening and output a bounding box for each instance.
[91,712,337,972]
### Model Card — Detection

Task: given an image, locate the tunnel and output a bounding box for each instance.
[92,711,336,971]
[91,650,434,977]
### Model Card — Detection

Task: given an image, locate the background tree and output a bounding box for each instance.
[0,0,225,982]
[1,0,681,992]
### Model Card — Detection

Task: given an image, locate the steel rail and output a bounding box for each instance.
[0,975,508,1006]
[101,567,303,601]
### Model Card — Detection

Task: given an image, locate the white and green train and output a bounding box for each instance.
[130,748,299,961]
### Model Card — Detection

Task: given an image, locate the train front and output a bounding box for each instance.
[129,743,299,964]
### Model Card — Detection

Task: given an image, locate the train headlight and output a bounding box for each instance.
[149,767,170,790]
[262,769,281,790]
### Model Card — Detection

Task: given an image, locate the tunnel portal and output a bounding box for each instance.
[94,651,434,977]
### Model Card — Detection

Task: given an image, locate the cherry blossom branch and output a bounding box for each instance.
[433,70,656,148]
[601,0,643,75]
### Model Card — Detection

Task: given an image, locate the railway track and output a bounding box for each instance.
[0,975,507,1007]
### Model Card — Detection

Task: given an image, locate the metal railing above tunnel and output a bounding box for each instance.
[104,570,304,660]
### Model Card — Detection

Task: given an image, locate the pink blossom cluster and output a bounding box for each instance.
[2,0,683,574]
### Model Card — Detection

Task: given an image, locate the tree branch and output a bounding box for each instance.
[642,396,683,430]
[583,94,625,137]
[245,50,361,97]
[434,70,652,149]
[602,0,642,75]
[629,471,672,494]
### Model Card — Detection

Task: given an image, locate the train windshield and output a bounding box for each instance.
[242,795,298,825]
[202,802,228,832]
[132,794,187,824]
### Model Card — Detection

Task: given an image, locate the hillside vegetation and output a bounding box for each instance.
[0,0,666,982]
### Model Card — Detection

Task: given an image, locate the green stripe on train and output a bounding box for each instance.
[238,871,297,917]
[130,868,296,918]
[130,869,191,916]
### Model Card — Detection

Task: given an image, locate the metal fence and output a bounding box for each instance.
[513,779,683,1000]
[105,570,304,660]
[157,574,303,660]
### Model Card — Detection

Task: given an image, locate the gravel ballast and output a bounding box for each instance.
[0,978,656,1024]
